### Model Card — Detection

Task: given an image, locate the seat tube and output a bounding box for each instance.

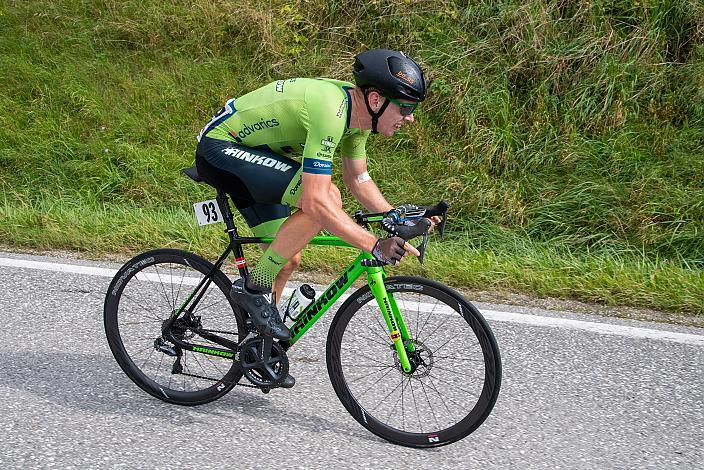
[367,267,412,373]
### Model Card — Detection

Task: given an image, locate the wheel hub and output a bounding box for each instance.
[393,339,434,378]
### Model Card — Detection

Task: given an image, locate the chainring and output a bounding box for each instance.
[239,337,289,388]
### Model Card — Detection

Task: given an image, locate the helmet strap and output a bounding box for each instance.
[363,89,391,134]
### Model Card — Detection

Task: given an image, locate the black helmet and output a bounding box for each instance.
[353,49,427,102]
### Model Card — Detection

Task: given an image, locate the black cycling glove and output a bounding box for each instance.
[371,237,407,265]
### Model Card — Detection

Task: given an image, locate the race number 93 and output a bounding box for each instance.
[193,199,224,226]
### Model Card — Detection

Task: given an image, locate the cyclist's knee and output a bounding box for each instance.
[329,183,342,208]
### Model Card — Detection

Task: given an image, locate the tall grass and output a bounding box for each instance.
[1,0,702,313]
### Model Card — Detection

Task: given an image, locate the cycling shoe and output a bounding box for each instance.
[230,278,291,341]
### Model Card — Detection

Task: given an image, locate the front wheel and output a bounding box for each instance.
[326,276,501,448]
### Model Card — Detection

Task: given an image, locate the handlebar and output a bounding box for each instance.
[354,200,450,264]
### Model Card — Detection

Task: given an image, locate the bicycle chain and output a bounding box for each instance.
[177,371,261,389]
[236,382,260,389]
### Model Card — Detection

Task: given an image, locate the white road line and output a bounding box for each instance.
[1,256,703,346]
[0,257,118,278]
[479,310,704,346]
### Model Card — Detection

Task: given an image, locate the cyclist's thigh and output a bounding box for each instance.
[240,204,290,237]
[196,136,301,206]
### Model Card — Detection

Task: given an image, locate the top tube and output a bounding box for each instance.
[255,235,354,248]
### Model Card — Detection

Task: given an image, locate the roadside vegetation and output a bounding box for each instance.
[1,0,703,313]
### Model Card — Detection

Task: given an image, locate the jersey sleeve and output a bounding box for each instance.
[299,83,348,176]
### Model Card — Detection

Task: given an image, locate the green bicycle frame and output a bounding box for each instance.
[248,236,415,373]
[288,242,413,373]
[169,234,416,372]
[252,235,415,372]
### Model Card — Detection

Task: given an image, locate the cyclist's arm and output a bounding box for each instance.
[298,172,378,252]
[342,157,393,213]
[297,83,417,255]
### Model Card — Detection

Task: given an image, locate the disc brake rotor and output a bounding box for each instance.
[393,339,434,378]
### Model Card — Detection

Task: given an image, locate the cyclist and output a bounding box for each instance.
[195,49,428,385]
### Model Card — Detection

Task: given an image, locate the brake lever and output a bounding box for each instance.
[434,201,449,238]
[416,231,429,264]
[438,211,447,238]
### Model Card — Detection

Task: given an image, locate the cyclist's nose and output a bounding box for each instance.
[403,114,414,123]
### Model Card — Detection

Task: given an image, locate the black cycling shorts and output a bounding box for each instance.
[195,136,303,237]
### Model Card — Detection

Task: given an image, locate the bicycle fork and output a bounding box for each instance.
[366,268,415,373]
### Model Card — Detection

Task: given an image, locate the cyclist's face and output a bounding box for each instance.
[377,97,416,136]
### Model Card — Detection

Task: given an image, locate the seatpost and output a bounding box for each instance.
[215,189,249,277]
[216,190,236,234]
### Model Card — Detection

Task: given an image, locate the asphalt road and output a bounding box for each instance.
[0,251,702,469]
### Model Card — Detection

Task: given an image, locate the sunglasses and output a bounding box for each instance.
[386,97,419,116]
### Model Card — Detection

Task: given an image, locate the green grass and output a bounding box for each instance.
[1,0,703,314]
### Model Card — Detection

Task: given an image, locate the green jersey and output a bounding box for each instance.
[199,78,370,176]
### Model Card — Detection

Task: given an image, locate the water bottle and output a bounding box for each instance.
[285,284,316,321]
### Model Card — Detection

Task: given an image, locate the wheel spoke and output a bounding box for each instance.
[420,316,448,344]
[418,379,441,431]
[353,332,391,349]
[151,350,165,384]
[355,366,397,401]
[358,309,392,345]
[347,365,395,384]
[148,266,175,312]
[409,378,423,433]
[424,373,457,419]
[416,298,441,339]
[119,292,165,322]
[376,376,405,415]
[344,350,392,367]
[426,372,478,402]
[432,354,484,363]
[121,318,162,326]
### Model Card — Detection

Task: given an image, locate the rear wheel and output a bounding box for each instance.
[326,276,501,447]
[104,249,245,405]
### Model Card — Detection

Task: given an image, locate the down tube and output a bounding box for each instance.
[287,253,368,345]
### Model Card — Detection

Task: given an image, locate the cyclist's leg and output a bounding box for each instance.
[196,137,301,340]
[195,136,338,309]
[242,205,302,304]
[267,182,343,258]
[262,182,342,302]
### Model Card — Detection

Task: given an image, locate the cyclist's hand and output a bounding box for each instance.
[427,215,442,232]
[396,218,432,241]
[397,204,441,232]
[410,205,441,231]
[396,203,421,214]
[372,237,420,265]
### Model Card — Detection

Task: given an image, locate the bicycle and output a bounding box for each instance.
[104,166,502,448]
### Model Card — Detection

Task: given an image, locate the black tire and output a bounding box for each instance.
[326,276,501,448]
[104,249,245,406]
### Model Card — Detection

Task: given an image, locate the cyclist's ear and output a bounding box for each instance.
[366,89,384,110]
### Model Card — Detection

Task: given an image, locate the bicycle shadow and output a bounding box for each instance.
[0,349,376,443]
